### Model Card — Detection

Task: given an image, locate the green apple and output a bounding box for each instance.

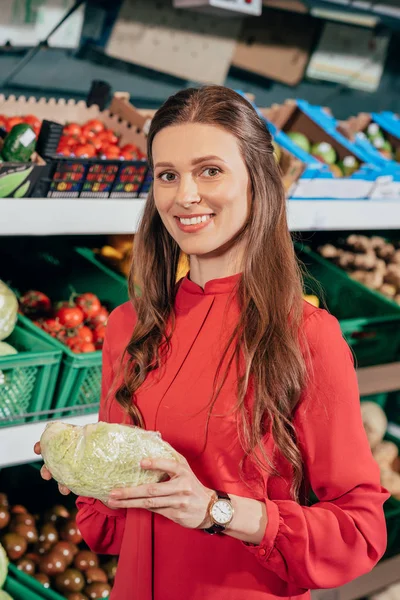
[311,142,337,165]
[286,131,311,153]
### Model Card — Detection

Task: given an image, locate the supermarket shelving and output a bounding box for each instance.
[3,198,400,235]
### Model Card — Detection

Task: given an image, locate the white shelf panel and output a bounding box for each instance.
[288,200,400,231]
[0,413,96,468]
[2,198,400,235]
[1,198,146,235]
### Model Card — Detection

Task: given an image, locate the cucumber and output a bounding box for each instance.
[2,123,36,163]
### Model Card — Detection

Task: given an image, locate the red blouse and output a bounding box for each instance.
[76,273,389,600]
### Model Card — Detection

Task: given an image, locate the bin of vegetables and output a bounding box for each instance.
[0,281,62,427]
[0,118,51,199]
[0,463,118,600]
[0,239,128,415]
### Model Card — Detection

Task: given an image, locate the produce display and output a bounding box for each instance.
[0,282,18,344]
[318,235,400,304]
[40,421,179,503]
[0,494,117,600]
[364,123,400,162]
[361,402,400,499]
[286,130,360,177]
[55,119,145,162]
[18,290,109,354]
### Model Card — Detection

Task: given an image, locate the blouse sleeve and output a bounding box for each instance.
[244,309,389,590]
[76,313,127,555]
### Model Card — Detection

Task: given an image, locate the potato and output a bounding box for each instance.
[360,402,387,450]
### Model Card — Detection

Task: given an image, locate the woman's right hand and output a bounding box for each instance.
[34,442,71,496]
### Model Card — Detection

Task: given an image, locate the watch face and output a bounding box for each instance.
[211,500,233,525]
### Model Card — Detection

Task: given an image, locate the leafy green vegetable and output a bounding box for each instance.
[40,422,180,503]
[0,281,18,341]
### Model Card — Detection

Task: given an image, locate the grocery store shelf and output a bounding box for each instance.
[358,362,400,396]
[0,198,146,235]
[0,413,95,468]
[311,554,400,600]
[287,200,400,232]
[2,198,400,235]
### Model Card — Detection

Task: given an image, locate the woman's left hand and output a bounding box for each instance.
[107,454,215,530]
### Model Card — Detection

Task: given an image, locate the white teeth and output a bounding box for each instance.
[178,215,213,225]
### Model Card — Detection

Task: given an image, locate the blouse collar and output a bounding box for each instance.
[179,272,242,296]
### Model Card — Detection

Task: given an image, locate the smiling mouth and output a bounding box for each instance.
[175,214,215,226]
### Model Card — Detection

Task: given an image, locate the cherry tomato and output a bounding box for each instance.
[7,116,24,132]
[83,119,105,135]
[58,136,77,148]
[92,324,106,348]
[74,293,101,319]
[74,144,96,159]
[63,123,82,137]
[55,306,85,329]
[77,326,94,343]
[42,318,64,338]
[89,307,109,327]
[23,115,42,136]
[19,290,52,317]
[99,145,120,160]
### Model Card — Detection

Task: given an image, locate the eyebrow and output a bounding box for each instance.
[154,155,226,169]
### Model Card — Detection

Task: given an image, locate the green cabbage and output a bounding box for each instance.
[0,543,8,589]
[40,422,180,502]
[0,281,18,342]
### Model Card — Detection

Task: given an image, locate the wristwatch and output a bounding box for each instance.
[204,490,234,535]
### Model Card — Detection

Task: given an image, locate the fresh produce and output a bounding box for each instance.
[318,235,400,304]
[56,119,145,162]
[310,141,336,165]
[0,282,18,342]
[40,421,180,503]
[364,122,398,161]
[0,343,17,357]
[1,124,37,163]
[0,543,8,588]
[0,495,116,599]
[18,290,109,353]
[0,591,13,600]
[0,114,42,137]
[287,131,311,153]
[361,401,400,500]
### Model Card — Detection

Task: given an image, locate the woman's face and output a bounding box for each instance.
[152,123,251,258]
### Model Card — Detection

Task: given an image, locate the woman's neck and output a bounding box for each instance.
[189,245,244,289]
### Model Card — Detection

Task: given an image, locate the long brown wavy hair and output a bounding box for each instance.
[116,86,307,500]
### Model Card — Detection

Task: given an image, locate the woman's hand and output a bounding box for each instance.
[34,442,71,496]
[107,453,215,530]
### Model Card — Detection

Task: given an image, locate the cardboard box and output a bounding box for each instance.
[0,92,150,199]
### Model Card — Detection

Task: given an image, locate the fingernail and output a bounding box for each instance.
[141,459,151,468]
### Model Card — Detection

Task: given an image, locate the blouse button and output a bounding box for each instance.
[258,548,266,557]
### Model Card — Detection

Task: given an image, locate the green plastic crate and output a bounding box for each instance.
[0,242,128,415]
[4,573,47,600]
[8,565,64,600]
[0,324,61,427]
[298,244,400,367]
[76,246,142,296]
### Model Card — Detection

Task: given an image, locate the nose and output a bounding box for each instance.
[175,174,200,208]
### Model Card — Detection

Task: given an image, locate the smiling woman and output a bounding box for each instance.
[38,87,388,600]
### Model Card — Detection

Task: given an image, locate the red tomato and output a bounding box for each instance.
[19,290,51,317]
[97,130,119,145]
[42,318,64,337]
[0,115,8,130]
[56,147,75,157]
[81,124,97,140]
[63,123,82,137]
[55,306,84,329]
[7,116,24,132]
[89,306,109,327]
[119,148,135,161]
[23,115,42,136]
[74,293,101,319]
[99,145,120,160]
[58,136,77,148]
[92,324,106,345]
[77,325,94,343]
[74,144,96,158]
[84,119,105,135]
[80,342,96,353]
[69,340,96,353]
[89,135,105,152]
